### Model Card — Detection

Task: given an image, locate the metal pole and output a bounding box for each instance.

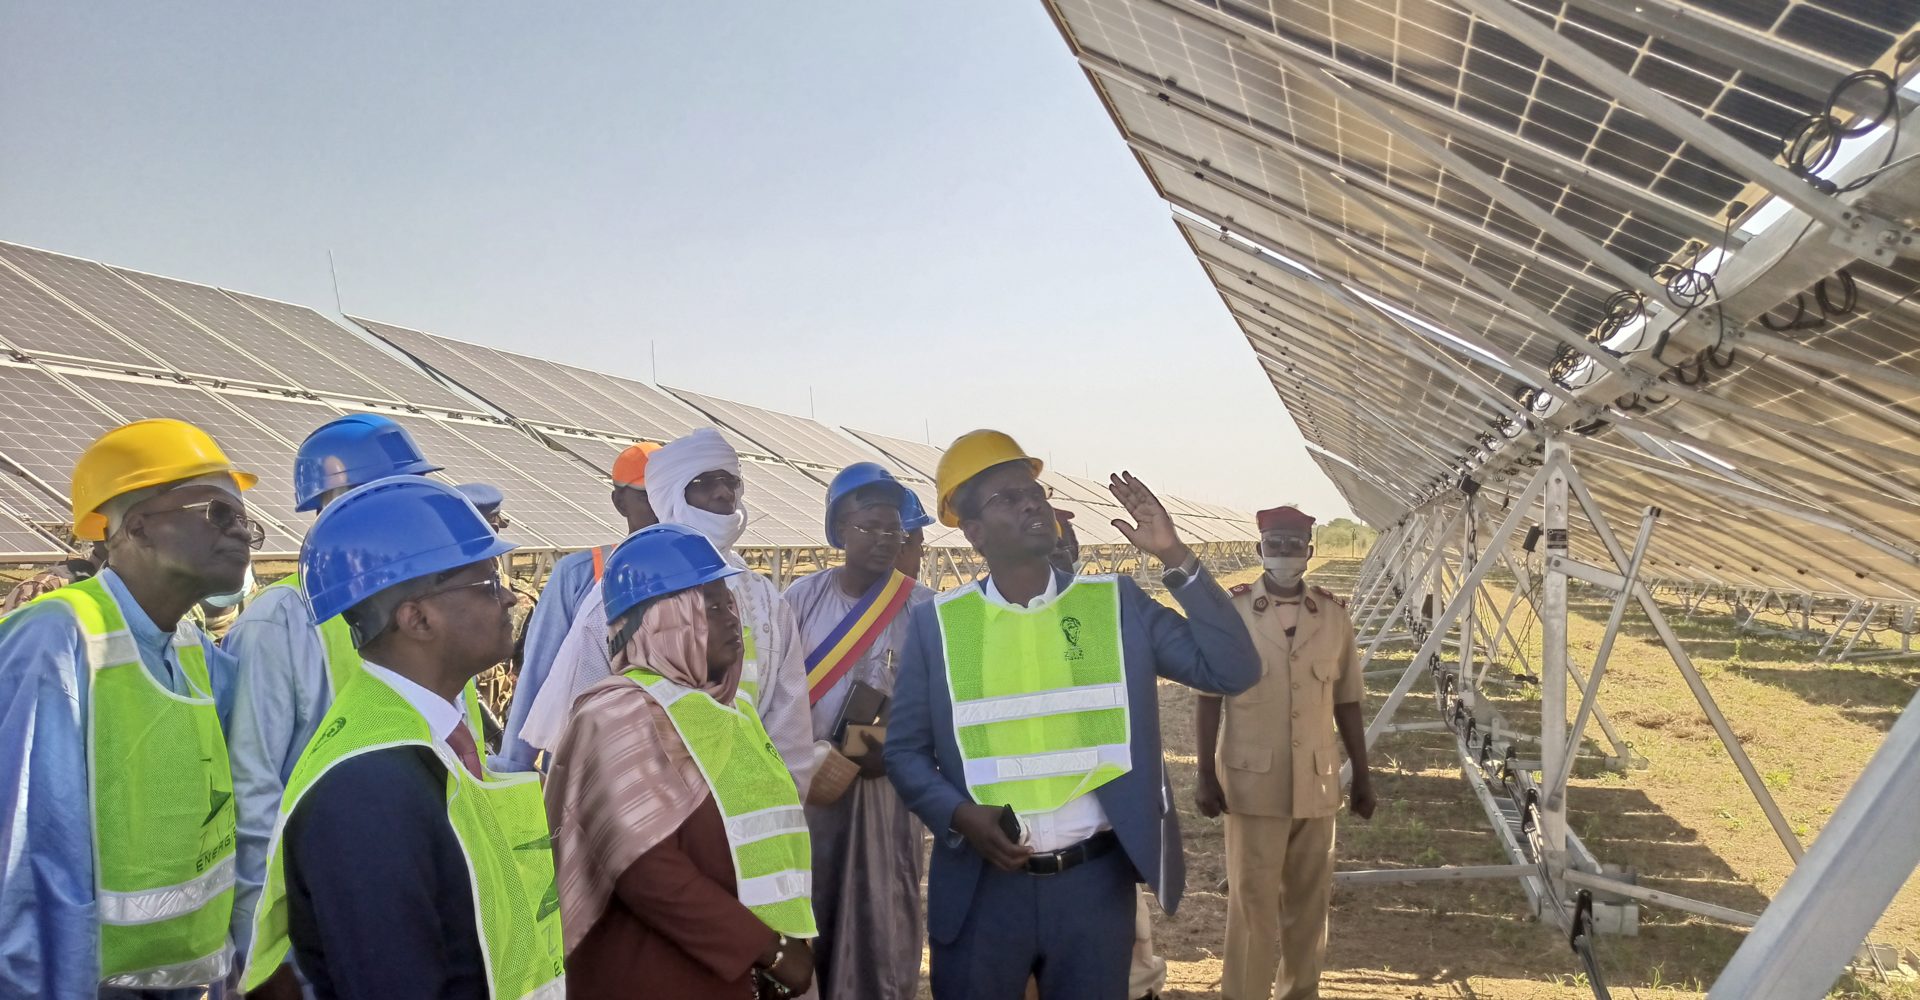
[1539,437,1572,863]
[1709,688,1920,998]
[1565,465,1806,862]
[1547,507,1659,805]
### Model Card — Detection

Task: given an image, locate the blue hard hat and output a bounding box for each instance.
[900,488,934,534]
[301,475,516,623]
[602,523,742,625]
[824,462,912,548]
[293,414,443,512]
[455,482,504,514]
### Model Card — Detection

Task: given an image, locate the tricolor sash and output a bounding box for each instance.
[806,569,913,706]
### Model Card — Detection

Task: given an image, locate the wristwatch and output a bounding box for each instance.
[1161,553,1201,589]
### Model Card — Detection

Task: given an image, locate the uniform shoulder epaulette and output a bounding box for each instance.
[1312,585,1348,608]
[1229,582,1252,596]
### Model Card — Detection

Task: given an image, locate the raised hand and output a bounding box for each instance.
[1107,471,1192,567]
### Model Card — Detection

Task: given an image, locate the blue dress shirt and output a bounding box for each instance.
[0,568,238,999]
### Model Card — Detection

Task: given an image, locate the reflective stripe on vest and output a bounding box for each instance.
[936,576,1131,815]
[266,573,490,742]
[243,675,565,998]
[24,577,238,988]
[624,669,816,938]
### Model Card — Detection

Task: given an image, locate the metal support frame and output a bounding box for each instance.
[1709,687,1920,998]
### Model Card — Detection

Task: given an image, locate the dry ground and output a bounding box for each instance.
[1136,559,1919,999]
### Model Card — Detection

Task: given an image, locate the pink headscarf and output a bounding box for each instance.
[543,588,744,954]
[611,590,740,704]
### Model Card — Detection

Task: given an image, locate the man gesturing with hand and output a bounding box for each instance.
[885,430,1259,999]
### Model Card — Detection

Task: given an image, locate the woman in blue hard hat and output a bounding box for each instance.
[782,462,936,1000]
[239,476,563,1000]
[544,524,816,1000]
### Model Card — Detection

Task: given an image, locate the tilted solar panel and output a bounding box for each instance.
[0,505,61,561]
[232,294,476,413]
[115,269,405,406]
[665,388,878,469]
[0,364,130,502]
[354,318,588,428]
[0,244,289,387]
[0,255,163,371]
[843,428,946,481]
[740,458,831,548]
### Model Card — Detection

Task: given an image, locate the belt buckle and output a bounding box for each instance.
[1027,851,1064,876]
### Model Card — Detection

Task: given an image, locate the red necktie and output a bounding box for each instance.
[446,723,485,780]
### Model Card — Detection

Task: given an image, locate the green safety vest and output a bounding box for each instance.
[243,672,565,998]
[25,577,238,988]
[937,576,1132,815]
[266,572,491,739]
[624,668,816,938]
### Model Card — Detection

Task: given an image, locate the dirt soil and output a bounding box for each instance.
[1135,559,1920,999]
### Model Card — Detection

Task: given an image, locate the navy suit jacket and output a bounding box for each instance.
[885,567,1259,944]
[285,746,488,1000]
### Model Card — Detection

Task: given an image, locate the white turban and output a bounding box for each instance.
[646,428,749,558]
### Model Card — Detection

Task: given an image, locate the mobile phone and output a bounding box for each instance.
[997,804,1022,844]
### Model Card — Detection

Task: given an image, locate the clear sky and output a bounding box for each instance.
[0,1,1349,518]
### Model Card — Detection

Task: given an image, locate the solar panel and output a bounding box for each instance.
[0,457,65,524]
[740,459,830,547]
[415,417,622,549]
[231,295,476,413]
[520,358,706,442]
[0,254,162,371]
[0,364,126,502]
[0,244,289,387]
[0,505,61,560]
[843,428,946,480]
[667,388,878,469]
[543,432,629,479]
[114,269,405,405]
[58,374,304,553]
[353,318,585,427]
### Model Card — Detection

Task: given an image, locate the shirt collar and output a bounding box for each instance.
[361,660,465,745]
[980,569,1061,610]
[98,567,175,667]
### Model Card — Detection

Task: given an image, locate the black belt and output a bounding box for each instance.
[1023,830,1119,876]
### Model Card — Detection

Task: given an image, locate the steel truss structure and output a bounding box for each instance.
[1042,0,1920,993]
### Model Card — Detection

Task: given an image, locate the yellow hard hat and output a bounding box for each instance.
[71,418,258,541]
[935,429,1043,527]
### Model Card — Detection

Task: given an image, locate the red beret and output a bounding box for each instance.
[1257,506,1315,534]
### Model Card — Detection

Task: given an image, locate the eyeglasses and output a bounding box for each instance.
[845,524,905,544]
[147,499,265,550]
[686,472,742,493]
[417,575,513,605]
[1262,536,1312,555]
[977,483,1053,514]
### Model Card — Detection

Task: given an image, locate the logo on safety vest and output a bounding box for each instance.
[320,716,347,741]
[1061,616,1084,660]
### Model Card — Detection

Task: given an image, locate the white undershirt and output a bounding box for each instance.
[978,572,1115,853]
[362,661,465,747]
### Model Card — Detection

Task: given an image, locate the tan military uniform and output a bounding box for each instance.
[1211,582,1363,1000]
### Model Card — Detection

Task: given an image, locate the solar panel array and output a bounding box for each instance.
[1044,0,1920,601]
[0,240,1254,561]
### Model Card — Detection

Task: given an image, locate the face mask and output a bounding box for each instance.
[679,504,748,553]
[1262,555,1309,586]
[204,565,255,608]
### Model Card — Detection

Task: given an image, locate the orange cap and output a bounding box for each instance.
[612,441,663,488]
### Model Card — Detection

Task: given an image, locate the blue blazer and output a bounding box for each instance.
[885,567,1259,944]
